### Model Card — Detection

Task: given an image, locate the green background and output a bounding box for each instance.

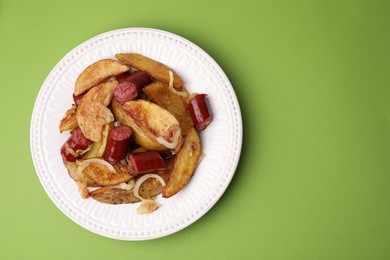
[1,0,389,259]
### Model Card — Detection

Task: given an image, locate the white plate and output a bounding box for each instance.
[30,28,242,240]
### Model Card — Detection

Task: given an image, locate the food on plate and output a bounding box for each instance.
[60,127,93,162]
[144,82,194,134]
[162,127,201,198]
[127,150,166,175]
[122,100,183,151]
[137,199,161,214]
[83,124,112,159]
[74,59,129,96]
[79,159,132,186]
[76,81,117,142]
[90,186,140,204]
[115,53,183,89]
[187,94,213,131]
[103,125,132,162]
[111,99,167,151]
[59,53,213,214]
[59,105,78,133]
[114,71,152,103]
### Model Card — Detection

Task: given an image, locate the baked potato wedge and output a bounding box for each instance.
[59,105,78,133]
[82,124,112,159]
[144,82,194,135]
[76,81,117,142]
[90,187,140,204]
[111,99,167,151]
[74,59,129,96]
[63,160,97,198]
[90,169,170,204]
[115,53,183,89]
[136,170,170,199]
[122,100,182,150]
[81,161,132,186]
[162,127,201,198]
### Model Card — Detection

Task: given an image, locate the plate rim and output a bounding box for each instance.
[30,27,243,240]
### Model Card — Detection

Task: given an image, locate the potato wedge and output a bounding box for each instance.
[90,187,140,204]
[63,160,97,198]
[74,59,129,96]
[162,127,201,198]
[82,124,112,159]
[59,105,78,133]
[63,160,97,186]
[111,99,167,151]
[136,170,170,199]
[81,161,132,186]
[144,82,194,135]
[76,81,117,142]
[115,53,183,89]
[122,100,182,150]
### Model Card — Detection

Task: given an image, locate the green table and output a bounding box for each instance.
[1,0,389,259]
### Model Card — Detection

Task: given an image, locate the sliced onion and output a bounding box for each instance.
[64,142,79,157]
[113,121,121,127]
[117,179,135,191]
[156,125,181,149]
[76,143,92,156]
[133,174,166,201]
[168,70,189,97]
[137,199,161,214]
[76,158,115,175]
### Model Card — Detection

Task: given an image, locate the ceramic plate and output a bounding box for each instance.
[30,28,242,240]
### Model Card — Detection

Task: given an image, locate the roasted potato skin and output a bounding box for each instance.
[74,59,129,96]
[144,82,194,135]
[136,170,170,199]
[162,127,201,198]
[82,124,112,159]
[111,99,168,151]
[81,162,132,186]
[90,187,140,204]
[76,81,117,142]
[90,170,169,204]
[115,53,183,89]
[122,100,182,144]
[59,105,78,133]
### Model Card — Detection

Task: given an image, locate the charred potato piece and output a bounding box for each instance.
[90,187,140,204]
[115,53,183,89]
[137,170,170,199]
[144,82,194,135]
[82,124,112,159]
[76,81,117,142]
[111,99,167,151]
[81,161,132,186]
[59,105,78,133]
[74,59,129,96]
[63,160,98,198]
[122,100,182,151]
[162,127,201,198]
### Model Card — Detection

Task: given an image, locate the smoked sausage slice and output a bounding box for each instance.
[127,151,166,175]
[114,71,152,103]
[188,94,213,131]
[103,125,132,162]
[61,127,92,162]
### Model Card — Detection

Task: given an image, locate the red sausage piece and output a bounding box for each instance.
[60,144,77,162]
[61,127,92,162]
[73,91,87,106]
[116,71,131,83]
[188,94,213,131]
[103,126,133,162]
[114,71,152,103]
[127,151,166,175]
